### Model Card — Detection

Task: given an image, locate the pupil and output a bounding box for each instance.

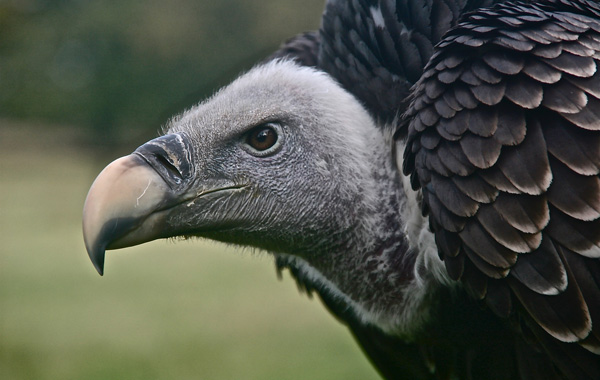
[257,129,269,142]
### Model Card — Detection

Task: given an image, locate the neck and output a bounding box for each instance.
[276,139,449,336]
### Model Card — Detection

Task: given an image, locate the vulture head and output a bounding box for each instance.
[83,60,426,330]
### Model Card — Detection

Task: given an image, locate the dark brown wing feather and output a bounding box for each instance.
[403,1,600,378]
[318,0,498,123]
[265,31,320,67]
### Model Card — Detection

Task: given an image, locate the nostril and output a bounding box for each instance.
[154,153,183,181]
[133,133,193,188]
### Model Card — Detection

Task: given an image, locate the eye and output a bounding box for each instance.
[246,123,279,152]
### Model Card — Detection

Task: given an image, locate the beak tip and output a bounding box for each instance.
[91,252,105,276]
[94,261,105,276]
[85,241,106,276]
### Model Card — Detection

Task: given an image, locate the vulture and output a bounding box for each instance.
[83,0,600,378]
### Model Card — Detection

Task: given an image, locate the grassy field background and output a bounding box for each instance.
[0,121,379,379]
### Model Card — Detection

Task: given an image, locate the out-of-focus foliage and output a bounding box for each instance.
[0,0,323,144]
[1,3,382,377]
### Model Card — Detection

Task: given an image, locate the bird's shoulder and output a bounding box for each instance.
[403,1,600,378]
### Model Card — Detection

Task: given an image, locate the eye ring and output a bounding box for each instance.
[244,123,282,156]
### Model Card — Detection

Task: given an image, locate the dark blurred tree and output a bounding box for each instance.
[0,0,323,145]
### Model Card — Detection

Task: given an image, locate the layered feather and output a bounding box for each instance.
[403,0,600,376]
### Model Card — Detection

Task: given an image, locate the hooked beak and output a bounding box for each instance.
[82,133,194,275]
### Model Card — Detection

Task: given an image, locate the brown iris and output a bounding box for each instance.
[247,124,278,151]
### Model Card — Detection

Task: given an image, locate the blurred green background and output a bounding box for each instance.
[0,1,379,379]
